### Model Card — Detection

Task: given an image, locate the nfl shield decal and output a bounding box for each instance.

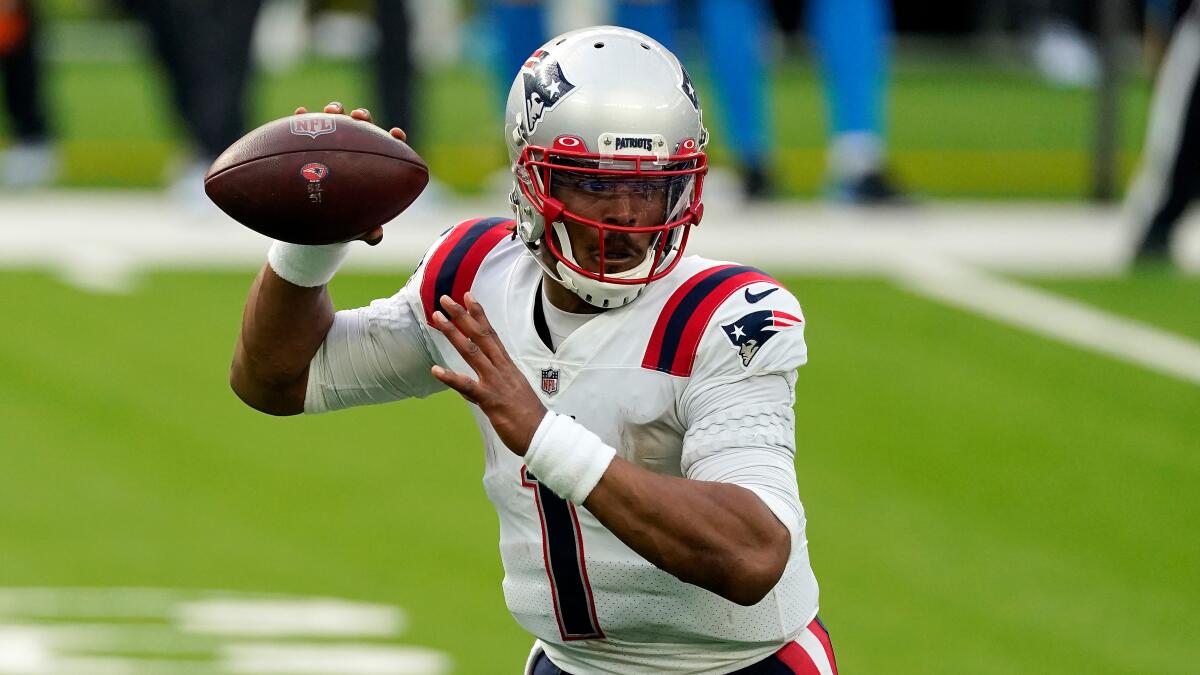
[540,368,560,396]
[290,115,337,139]
[722,310,802,367]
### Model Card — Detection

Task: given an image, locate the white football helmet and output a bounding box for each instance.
[504,26,709,309]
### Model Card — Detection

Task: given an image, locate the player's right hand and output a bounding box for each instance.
[293,101,408,247]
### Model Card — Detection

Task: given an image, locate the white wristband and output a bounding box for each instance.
[267,241,351,288]
[524,411,616,505]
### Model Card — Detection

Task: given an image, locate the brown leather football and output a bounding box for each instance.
[204,113,429,244]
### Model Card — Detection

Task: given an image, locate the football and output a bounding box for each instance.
[204,113,429,244]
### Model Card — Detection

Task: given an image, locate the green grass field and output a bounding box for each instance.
[1,268,1196,673]
[0,55,1154,198]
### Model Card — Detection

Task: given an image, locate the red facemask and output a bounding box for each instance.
[516,135,707,285]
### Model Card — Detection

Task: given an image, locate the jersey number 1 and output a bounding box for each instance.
[521,466,605,640]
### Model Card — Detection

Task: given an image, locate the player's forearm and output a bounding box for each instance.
[230,265,335,415]
[583,458,791,606]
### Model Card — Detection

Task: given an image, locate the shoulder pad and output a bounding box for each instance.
[642,264,803,377]
[415,217,514,324]
[696,278,806,379]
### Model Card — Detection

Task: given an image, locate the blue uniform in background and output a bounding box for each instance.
[488,0,899,202]
[616,0,771,193]
[809,0,893,200]
[488,0,772,197]
[810,0,888,139]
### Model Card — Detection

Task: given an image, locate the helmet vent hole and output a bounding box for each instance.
[594,41,605,48]
[641,43,650,50]
[556,38,566,45]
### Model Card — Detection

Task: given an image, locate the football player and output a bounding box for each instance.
[1127,0,1200,265]
[231,26,837,675]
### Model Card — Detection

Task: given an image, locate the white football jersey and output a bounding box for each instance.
[305,217,821,674]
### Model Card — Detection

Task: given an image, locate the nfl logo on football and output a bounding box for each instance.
[540,368,559,396]
[290,116,337,139]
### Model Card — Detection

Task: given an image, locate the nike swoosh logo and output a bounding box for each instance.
[745,287,779,304]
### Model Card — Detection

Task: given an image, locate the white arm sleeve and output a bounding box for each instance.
[681,373,804,537]
[304,285,447,414]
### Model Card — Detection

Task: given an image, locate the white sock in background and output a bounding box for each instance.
[829,131,884,183]
[1,141,60,189]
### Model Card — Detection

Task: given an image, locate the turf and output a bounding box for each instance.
[0,55,1152,198]
[1,269,1196,673]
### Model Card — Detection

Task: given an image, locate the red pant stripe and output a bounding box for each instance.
[775,640,822,675]
[808,618,838,675]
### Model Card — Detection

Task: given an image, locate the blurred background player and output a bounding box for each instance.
[371,0,418,143]
[489,0,905,203]
[1025,0,1102,88]
[611,0,776,200]
[296,0,421,139]
[252,0,429,197]
[0,0,57,188]
[488,0,775,199]
[119,0,263,207]
[802,0,905,203]
[1125,0,1199,265]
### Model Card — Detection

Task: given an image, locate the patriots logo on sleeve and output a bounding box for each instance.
[721,310,802,367]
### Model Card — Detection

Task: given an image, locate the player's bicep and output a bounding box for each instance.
[305,290,446,413]
[681,374,805,536]
[686,444,804,538]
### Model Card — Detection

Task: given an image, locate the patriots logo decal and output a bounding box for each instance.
[522,50,576,135]
[721,310,802,367]
[679,65,700,110]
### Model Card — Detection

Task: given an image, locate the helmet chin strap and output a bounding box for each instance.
[550,220,653,309]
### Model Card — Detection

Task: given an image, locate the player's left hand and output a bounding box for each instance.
[430,293,547,456]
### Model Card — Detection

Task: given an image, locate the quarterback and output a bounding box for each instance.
[231,26,837,675]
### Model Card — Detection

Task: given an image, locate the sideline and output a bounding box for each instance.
[2,193,1198,384]
[2,193,1198,285]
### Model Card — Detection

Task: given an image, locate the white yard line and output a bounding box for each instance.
[893,256,1200,386]
[0,587,447,675]
[3,192,1198,279]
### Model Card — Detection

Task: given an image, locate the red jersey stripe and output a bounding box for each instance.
[450,224,511,301]
[642,265,778,376]
[419,218,481,323]
[642,264,733,369]
[419,217,512,324]
[667,270,775,375]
